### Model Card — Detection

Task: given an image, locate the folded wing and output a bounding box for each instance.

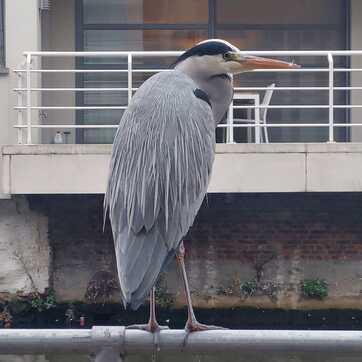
[104,70,215,309]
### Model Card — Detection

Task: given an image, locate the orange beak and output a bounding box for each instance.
[242,55,300,70]
[228,52,300,71]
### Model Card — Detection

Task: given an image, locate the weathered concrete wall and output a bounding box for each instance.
[0,197,50,297]
[38,193,362,310]
[0,0,41,198]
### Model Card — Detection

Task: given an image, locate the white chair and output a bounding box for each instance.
[232,83,275,143]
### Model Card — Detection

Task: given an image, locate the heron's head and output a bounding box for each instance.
[175,39,299,76]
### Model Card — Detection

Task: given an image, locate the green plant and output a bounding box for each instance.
[29,289,57,312]
[301,279,328,300]
[240,280,257,298]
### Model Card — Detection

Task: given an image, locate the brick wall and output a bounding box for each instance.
[29,193,362,309]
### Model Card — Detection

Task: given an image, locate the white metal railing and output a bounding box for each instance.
[13,50,362,145]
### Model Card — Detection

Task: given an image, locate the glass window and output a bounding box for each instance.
[216,0,342,25]
[80,28,207,143]
[78,0,347,143]
[84,29,206,52]
[216,0,347,143]
[83,0,208,24]
[0,0,4,67]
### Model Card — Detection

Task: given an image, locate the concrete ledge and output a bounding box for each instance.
[3,143,362,194]
[4,142,362,155]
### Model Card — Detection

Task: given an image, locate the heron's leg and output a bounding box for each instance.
[176,241,226,332]
[126,287,168,332]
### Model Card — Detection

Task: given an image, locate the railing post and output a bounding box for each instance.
[16,72,24,144]
[25,53,32,144]
[254,100,261,144]
[226,75,234,144]
[327,52,334,143]
[128,53,132,105]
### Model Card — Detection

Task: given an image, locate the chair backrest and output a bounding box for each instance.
[261,83,275,122]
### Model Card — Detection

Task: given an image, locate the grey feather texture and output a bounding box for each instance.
[104,70,216,309]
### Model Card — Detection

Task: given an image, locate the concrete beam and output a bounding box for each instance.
[3,143,362,194]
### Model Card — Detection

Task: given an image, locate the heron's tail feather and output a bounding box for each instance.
[114,227,172,310]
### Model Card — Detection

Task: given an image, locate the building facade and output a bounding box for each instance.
[1,0,362,314]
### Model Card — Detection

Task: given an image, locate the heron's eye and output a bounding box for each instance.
[223,52,233,61]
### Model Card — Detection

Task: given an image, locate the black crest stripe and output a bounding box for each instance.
[175,41,233,65]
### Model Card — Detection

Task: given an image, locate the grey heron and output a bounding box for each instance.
[104,39,298,332]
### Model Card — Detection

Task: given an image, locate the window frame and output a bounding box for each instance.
[0,0,5,69]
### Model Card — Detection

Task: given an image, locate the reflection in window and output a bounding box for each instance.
[83,0,208,24]
[216,0,343,25]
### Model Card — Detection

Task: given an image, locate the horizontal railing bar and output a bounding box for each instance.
[14,69,168,73]
[14,87,362,93]
[14,124,118,129]
[15,123,362,129]
[217,123,362,128]
[14,106,127,110]
[233,105,362,109]
[14,88,133,92]
[13,68,362,74]
[235,87,362,91]
[14,105,362,110]
[23,50,362,56]
[2,327,362,355]
[217,124,330,128]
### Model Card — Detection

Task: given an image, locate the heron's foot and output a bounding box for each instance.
[182,320,226,347]
[126,322,169,333]
[185,320,227,332]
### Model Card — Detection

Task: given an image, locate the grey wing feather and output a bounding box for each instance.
[104,70,215,309]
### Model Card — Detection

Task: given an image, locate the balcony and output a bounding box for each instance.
[2,50,362,195]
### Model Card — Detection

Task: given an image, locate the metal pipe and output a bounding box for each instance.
[1,328,362,356]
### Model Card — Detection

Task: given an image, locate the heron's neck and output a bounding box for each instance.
[175,61,233,124]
